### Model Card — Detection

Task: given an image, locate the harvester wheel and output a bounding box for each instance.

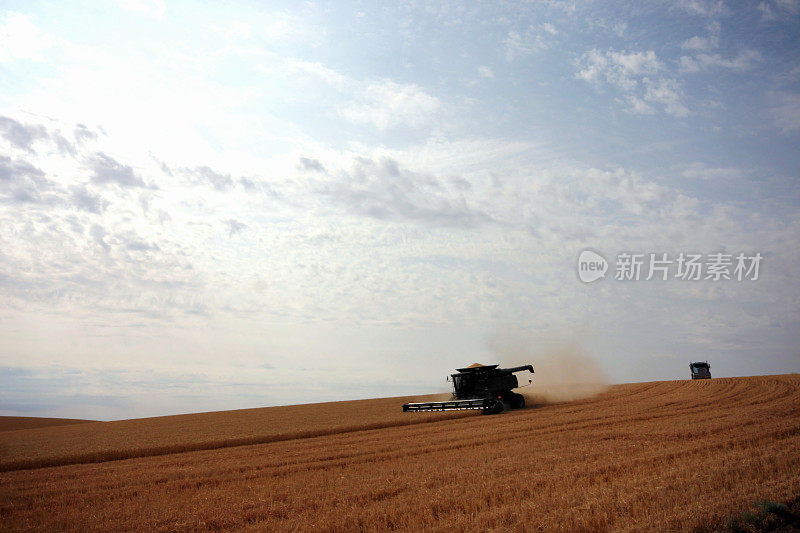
[513,393,525,409]
[484,399,505,415]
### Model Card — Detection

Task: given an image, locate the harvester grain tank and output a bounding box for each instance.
[689,361,711,379]
[402,363,534,414]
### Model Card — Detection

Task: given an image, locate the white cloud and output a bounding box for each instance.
[504,23,558,61]
[679,56,702,73]
[610,50,661,76]
[575,49,608,83]
[279,60,445,131]
[677,0,726,16]
[624,96,657,115]
[643,78,689,117]
[0,12,53,63]
[539,0,578,12]
[683,22,720,51]
[204,10,305,46]
[341,80,441,130]
[681,35,715,51]
[576,49,686,116]
[576,49,661,91]
[680,50,762,73]
[288,60,350,91]
[221,21,252,40]
[477,65,495,79]
[116,0,166,20]
[542,22,558,35]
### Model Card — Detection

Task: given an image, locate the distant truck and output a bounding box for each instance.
[689,361,711,379]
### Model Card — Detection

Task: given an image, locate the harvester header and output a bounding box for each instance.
[403,363,534,415]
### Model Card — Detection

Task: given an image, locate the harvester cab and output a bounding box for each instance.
[403,363,534,415]
[689,361,711,379]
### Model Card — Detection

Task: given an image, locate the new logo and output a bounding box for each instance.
[577,249,608,283]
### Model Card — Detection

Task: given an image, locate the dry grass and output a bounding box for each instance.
[0,417,95,432]
[1,375,799,532]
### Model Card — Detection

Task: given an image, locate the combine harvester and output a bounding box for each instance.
[403,363,534,415]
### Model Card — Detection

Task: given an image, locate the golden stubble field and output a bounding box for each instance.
[1,375,799,532]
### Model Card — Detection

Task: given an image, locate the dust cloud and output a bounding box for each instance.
[489,336,609,405]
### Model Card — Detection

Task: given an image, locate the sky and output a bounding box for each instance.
[1,0,798,420]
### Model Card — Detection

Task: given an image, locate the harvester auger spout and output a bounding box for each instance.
[402,363,534,415]
[496,365,535,375]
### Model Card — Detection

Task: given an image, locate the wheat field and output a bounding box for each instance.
[1,375,798,531]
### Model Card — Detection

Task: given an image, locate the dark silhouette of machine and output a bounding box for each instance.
[689,361,711,379]
[402,363,534,414]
